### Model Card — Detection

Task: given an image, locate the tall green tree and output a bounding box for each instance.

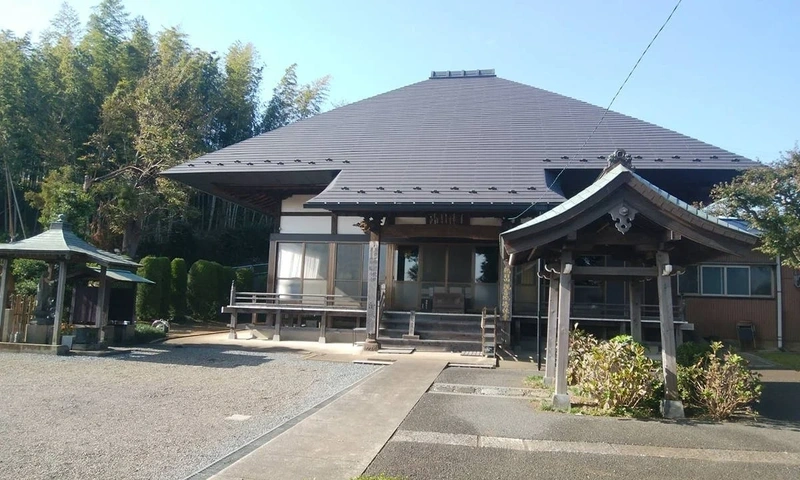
[712,148,800,267]
[0,1,333,263]
[25,165,94,238]
[86,27,221,256]
[81,0,129,100]
[216,41,262,148]
[260,63,330,132]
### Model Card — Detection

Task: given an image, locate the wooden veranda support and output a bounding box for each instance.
[360,216,384,351]
[501,149,760,418]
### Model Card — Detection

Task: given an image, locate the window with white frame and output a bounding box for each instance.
[678,265,774,297]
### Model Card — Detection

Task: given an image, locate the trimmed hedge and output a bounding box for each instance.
[136,256,171,321]
[235,267,254,292]
[170,258,188,322]
[187,260,225,321]
[221,266,236,303]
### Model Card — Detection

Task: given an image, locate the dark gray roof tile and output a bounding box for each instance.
[163,75,757,209]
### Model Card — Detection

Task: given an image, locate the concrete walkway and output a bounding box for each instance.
[209,358,447,480]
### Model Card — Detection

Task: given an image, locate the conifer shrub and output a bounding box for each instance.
[136,256,171,320]
[170,258,188,322]
[235,267,254,292]
[221,266,236,302]
[187,260,225,321]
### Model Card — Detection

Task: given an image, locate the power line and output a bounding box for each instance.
[510,0,684,221]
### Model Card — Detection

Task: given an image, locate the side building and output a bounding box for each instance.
[163,69,796,350]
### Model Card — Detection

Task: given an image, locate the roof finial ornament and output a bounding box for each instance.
[608,149,633,169]
[600,149,634,178]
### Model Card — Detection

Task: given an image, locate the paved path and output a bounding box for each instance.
[210,358,447,480]
[366,366,800,480]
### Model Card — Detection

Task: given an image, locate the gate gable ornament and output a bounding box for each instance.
[609,204,637,234]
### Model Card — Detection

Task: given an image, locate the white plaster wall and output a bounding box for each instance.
[395,217,426,225]
[281,194,328,213]
[279,216,332,234]
[470,217,502,226]
[337,216,364,235]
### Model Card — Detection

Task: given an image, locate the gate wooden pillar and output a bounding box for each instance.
[629,280,643,343]
[553,250,573,411]
[544,274,559,385]
[656,250,684,418]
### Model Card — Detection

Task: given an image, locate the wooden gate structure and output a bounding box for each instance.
[501,150,759,418]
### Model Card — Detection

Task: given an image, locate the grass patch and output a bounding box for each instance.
[758,351,800,370]
[524,375,547,388]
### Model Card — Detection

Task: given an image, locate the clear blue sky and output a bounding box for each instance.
[2,0,797,162]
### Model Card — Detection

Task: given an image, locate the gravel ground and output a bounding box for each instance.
[0,345,378,480]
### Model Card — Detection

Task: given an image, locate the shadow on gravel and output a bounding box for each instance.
[109,344,309,368]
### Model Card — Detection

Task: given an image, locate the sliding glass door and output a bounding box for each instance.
[389,243,499,313]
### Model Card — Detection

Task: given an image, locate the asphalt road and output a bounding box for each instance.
[364,365,800,480]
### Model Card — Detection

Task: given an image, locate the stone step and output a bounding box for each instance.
[377,338,482,353]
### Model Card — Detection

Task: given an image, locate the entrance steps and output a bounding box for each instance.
[379,311,483,351]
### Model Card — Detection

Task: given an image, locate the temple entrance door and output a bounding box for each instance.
[388,243,499,313]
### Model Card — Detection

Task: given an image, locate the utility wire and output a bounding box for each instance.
[509,0,684,221]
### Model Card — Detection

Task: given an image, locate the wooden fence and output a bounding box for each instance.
[8,295,35,342]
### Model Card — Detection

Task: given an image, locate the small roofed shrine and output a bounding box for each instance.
[0,215,140,351]
[501,149,759,418]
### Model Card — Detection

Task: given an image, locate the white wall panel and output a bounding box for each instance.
[279,216,332,234]
[337,216,364,234]
[281,194,328,213]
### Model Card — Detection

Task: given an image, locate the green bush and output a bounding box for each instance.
[567,326,598,386]
[133,323,167,344]
[235,267,254,292]
[170,258,188,322]
[221,266,236,302]
[677,341,712,367]
[187,260,225,321]
[11,259,47,296]
[678,341,762,420]
[577,336,663,415]
[136,256,171,321]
